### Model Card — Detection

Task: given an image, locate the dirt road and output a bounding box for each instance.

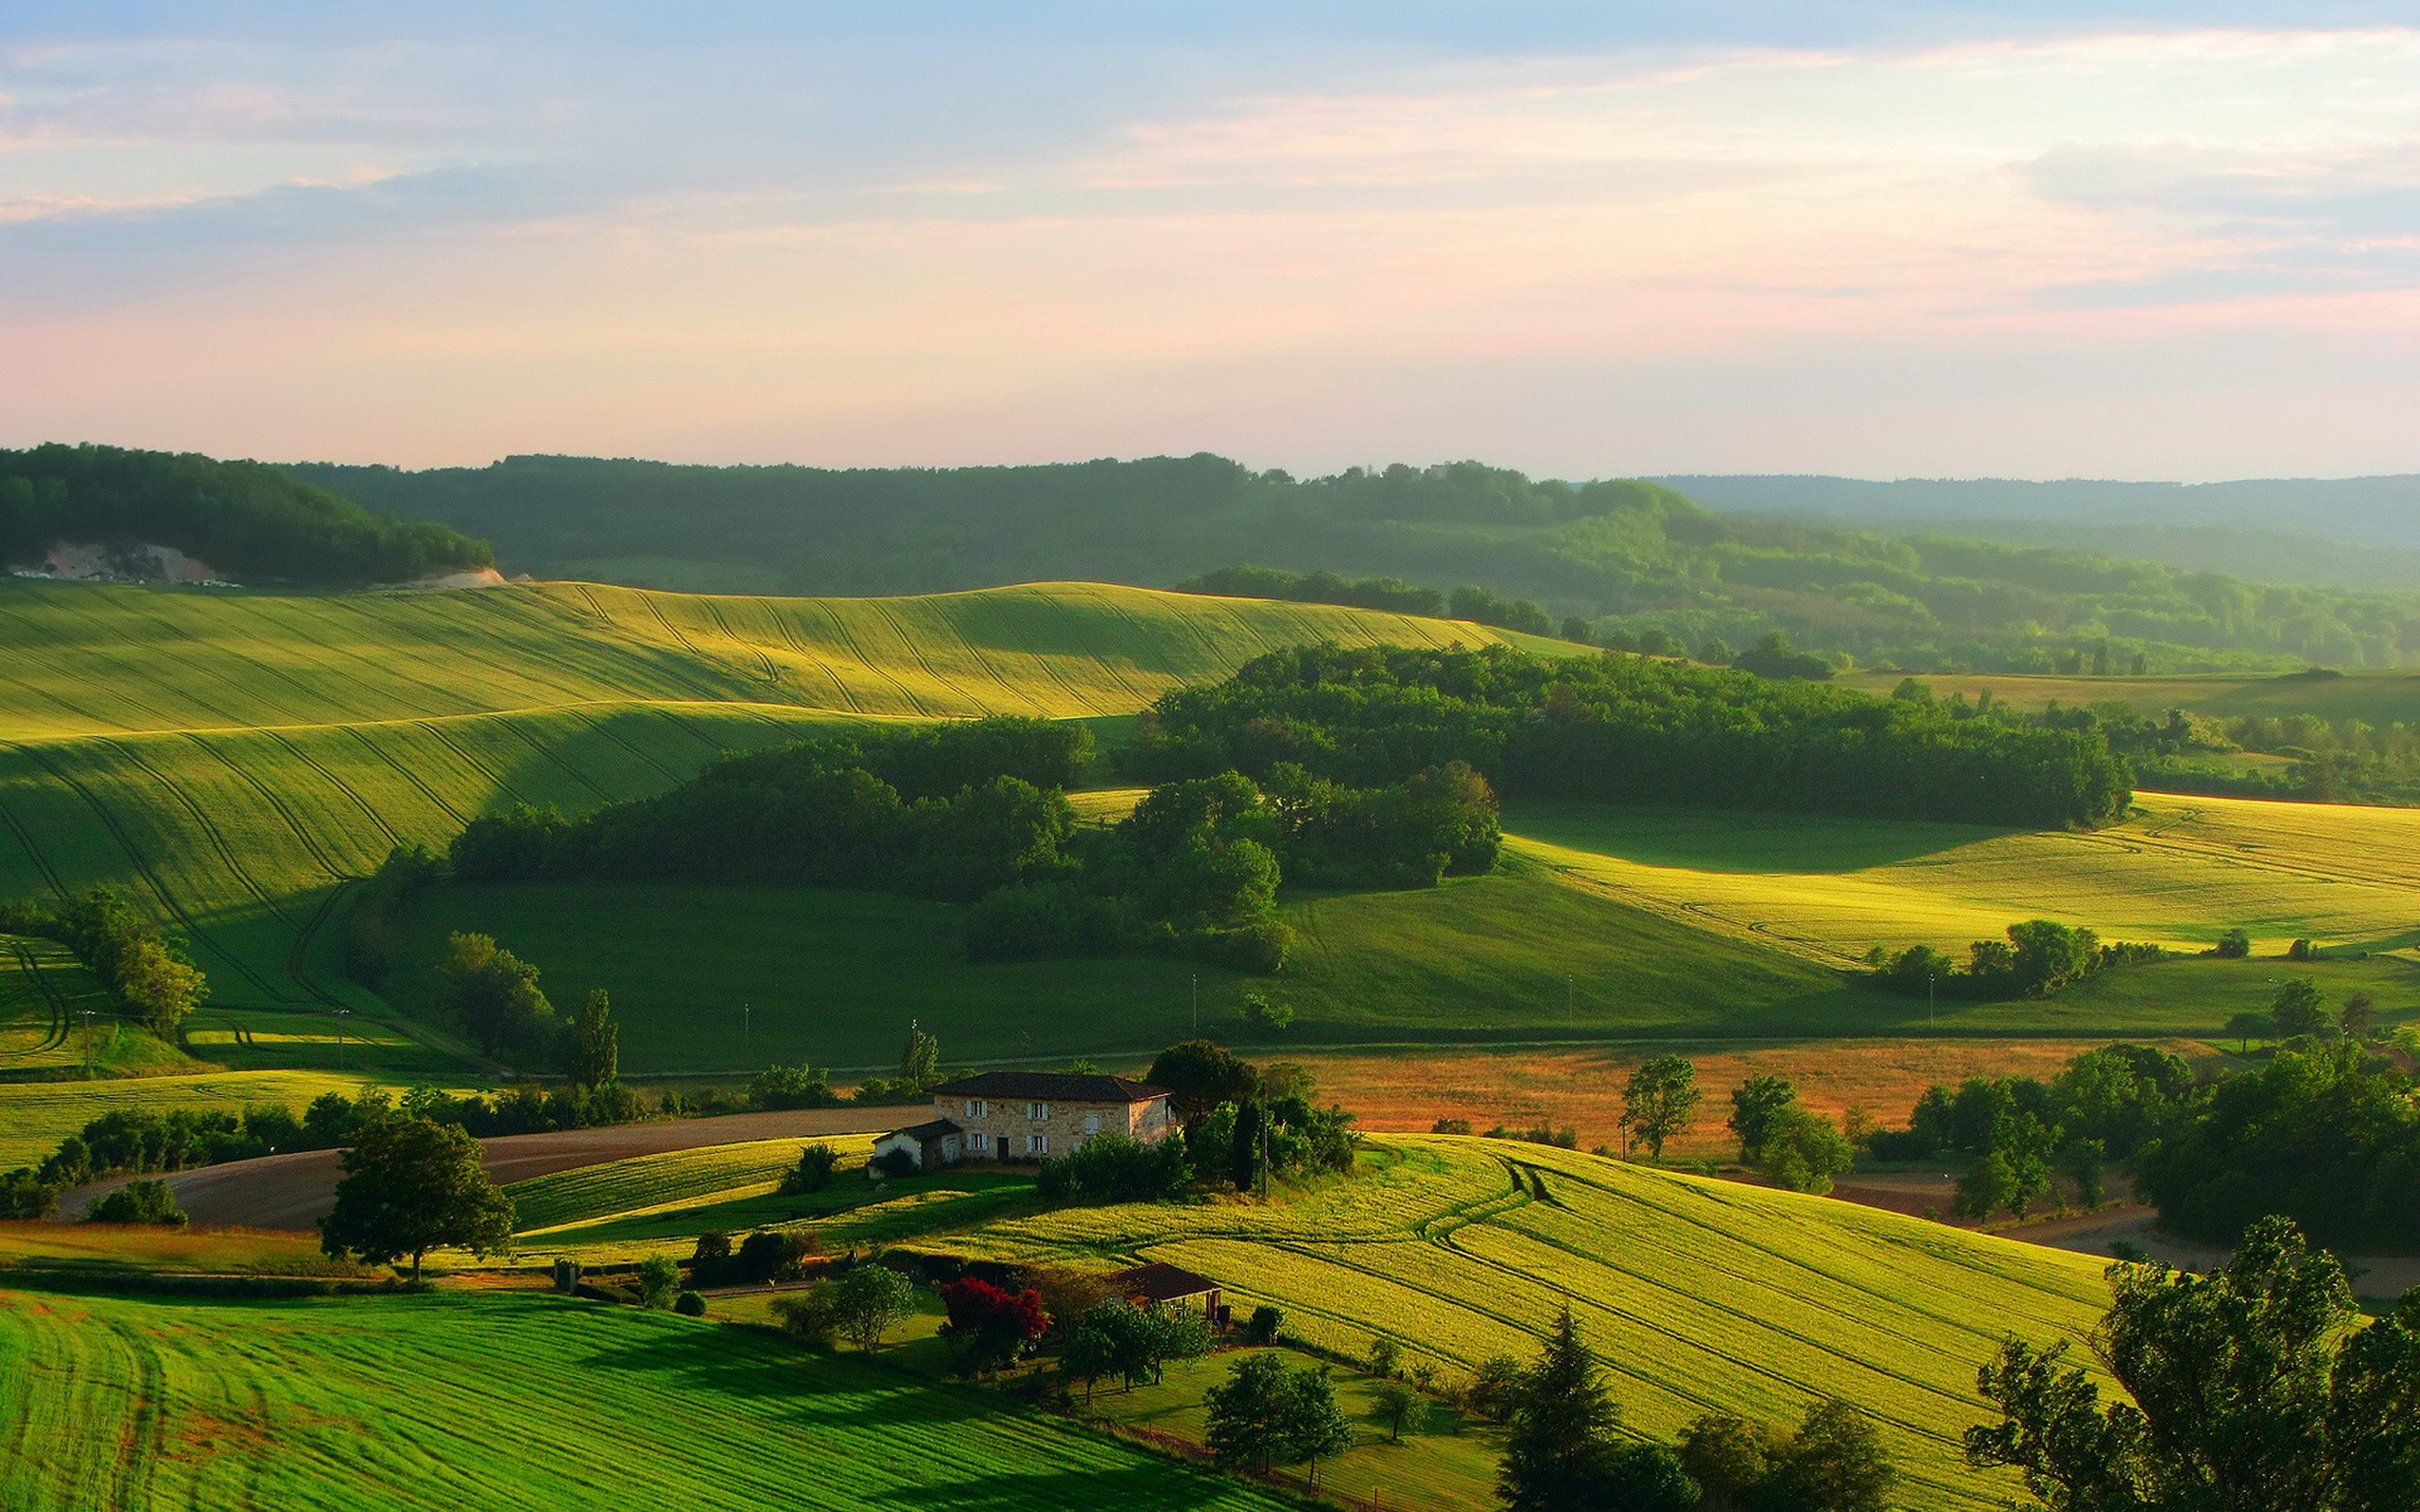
[58,1106,920,1231]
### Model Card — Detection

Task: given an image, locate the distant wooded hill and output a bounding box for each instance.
[2,444,492,586]
[291,453,2420,674]
[1659,473,2420,593]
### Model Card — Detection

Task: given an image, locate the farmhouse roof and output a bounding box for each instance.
[1108,1262,1219,1302]
[885,1118,961,1141]
[930,1072,1170,1104]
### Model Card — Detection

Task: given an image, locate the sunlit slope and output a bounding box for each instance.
[1508,792,2420,965]
[958,1136,2107,1512]
[0,577,1549,737]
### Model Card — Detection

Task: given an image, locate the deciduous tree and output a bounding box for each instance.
[318,1116,513,1280]
[1623,1056,1702,1160]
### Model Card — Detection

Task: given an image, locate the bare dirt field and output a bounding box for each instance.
[58,1105,919,1231]
[1274,1040,2210,1158]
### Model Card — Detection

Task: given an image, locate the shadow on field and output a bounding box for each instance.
[865,1464,1249,1509]
[573,1318,1000,1430]
[1503,800,2023,875]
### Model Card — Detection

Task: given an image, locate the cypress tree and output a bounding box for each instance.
[1498,1306,1621,1510]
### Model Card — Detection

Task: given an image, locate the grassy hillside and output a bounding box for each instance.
[935,1136,2107,1511]
[0,1069,417,1171]
[389,786,2420,1076]
[0,1286,1296,1512]
[1511,791,2420,962]
[394,855,1869,1074]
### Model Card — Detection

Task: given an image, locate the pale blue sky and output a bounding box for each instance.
[5,3,2417,478]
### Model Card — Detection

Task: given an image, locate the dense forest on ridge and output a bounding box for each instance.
[3,445,493,585]
[292,453,2420,674]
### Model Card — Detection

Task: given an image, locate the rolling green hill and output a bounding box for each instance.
[0,578,1557,1023]
[1839,665,2420,726]
[0,1286,1295,1512]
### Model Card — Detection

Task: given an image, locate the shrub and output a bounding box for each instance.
[83,1178,187,1227]
[1465,1355,1527,1420]
[1429,1117,1475,1135]
[1237,992,1295,1035]
[870,1148,918,1178]
[673,1289,706,1316]
[1035,1132,1191,1204]
[778,1143,838,1194]
[732,1228,819,1284]
[635,1254,681,1310]
[2213,928,2252,959]
[1245,1304,1284,1345]
[747,1063,836,1109]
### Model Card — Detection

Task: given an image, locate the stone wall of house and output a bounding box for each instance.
[933,1093,1175,1161]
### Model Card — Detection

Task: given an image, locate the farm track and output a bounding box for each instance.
[1,940,70,1057]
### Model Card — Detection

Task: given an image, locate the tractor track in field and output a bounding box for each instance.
[338,723,475,827]
[258,729,406,850]
[0,783,71,898]
[802,600,943,717]
[862,599,1000,716]
[892,602,1057,717]
[2,938,71,1057]
[175,732,354,884]
[752,603,875,714]
[96,737,298,929]
[7,741,292,1004]
[696,597,786,688]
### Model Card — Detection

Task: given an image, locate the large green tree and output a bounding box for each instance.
[1499,1307,1624,1511]
[318,1116,514,1280]
[1967,1216,2420,1511]
[1622,1056,1702,1160]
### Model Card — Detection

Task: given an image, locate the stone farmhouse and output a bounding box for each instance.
[873,1071,1177,1172]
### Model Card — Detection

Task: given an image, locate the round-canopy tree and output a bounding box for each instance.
[318,1116,514,1280]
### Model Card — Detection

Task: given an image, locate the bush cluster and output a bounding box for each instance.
[1871,919,2169,1001]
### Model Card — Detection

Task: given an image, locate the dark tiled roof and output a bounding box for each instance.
[930,1072,1170,1103]
[1109,1262,1219,1301]
[884,1118,961,1141]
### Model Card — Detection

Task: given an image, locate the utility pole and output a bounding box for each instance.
[1566,975,1575,1029]
[1190,974,1199,1036]
[1927,973,1936,1031]
[80,1009,94,1077]
[744,1003,752,1042]
[335,1008,350,1071]
[1257,1102,1270,1201]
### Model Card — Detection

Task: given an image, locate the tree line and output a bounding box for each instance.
[1,443,491,585]
[0,887,206,1033]
[1123,643,2134,830]
[1870,919,2169,1001]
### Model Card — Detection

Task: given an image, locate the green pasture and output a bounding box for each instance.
[0,1287,1297,1512]
[952,1136,2109,1512]
[517,1168,1040,1262]
[0,1222,378,1277]
[0,936,164,1077]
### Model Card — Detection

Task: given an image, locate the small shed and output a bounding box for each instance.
[873,1118,961,1173]
[1108,1261,1224,1324]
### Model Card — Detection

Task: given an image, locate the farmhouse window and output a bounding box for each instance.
[967,1132,988,1152]
[1081,1113,1100,1135]
[1027,1101,1048,1120]
[1028,1134,1049,1155]
[966,1098,989,1118]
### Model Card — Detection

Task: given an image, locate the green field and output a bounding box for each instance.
[951,1136,2108,1512]
[508,1136,864,1233]
[0,1069,412,1171]
[1839,666,2420,724]
[0,1287,1298,1511]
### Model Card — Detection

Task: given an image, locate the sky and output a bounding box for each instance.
[3,3,2417,480]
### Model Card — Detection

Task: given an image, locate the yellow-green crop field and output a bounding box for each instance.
[0,1069,404,1171]
[1508,791,2420,964]
[0,1287,1298,1512]
[951,1136,2108,1512]
[508,1136,864,1233]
